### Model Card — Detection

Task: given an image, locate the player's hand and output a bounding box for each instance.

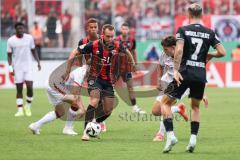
[206,54,214,63]
[174,69,183,86]
[38,63,41,71]
[202,95,208,108]
[132,64,137,72]
[62,72,69,81]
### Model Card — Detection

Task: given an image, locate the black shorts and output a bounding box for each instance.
[164,80,205,100]
[121,72,132,82]
[87,78,114,97]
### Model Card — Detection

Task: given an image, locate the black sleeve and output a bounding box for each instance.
[132,39,136,50]
[210,31,221,48]
[176,27,185,41]
[77,41,93,54]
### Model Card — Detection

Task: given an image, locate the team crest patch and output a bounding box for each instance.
[88,80,94,86]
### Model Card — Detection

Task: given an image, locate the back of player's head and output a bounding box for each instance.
[102,24,115,34]
[14,22,24,29]
[161,36,176,47]
[86,18,98,26]
[188,3,202,18]
[121,22,129,28]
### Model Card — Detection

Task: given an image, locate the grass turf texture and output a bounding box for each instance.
[0,88,239,160]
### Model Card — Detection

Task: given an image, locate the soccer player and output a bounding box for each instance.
[28,66,86,135]
[116,23,145,114]
[7,22,41,117]
[152,36,208,142]
[62,18,104,135]
[153,3,226,153]
[77,24,136,141]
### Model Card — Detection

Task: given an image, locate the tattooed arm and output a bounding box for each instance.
[173,40,184,86]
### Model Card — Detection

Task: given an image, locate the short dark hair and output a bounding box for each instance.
[121,22,129,27]
[86,18,98,26]
[188,3,202,18]
[14,22,24,29]
[161,36,176,47]
[102,24,115,34]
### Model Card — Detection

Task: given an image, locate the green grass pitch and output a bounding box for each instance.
[0,88,239,160]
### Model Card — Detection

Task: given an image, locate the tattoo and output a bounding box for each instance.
[174,41,184,70]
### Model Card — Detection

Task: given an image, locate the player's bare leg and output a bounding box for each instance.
[186,98,201,153]
[152,98,188,142]
[15,83,24,117]
[63,95,85,136]
[24,81,33,116]
[126,78,146,114]
[161,95,178,153]
[29,94,84,135]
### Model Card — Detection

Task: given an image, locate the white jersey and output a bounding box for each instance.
[7,33,35,72]
[47,65,88,106]
[159,52,174,83]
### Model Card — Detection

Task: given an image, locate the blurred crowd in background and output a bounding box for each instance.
[1,0,240,61]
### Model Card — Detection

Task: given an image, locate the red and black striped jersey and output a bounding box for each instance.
[116,35,136,52]
[78,39,126,82]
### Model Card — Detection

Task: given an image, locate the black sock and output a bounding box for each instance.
[96,114,111,123]
[84,105,95,128]
[130,98,136,106]
[191,121,200,135]
[163,118,173,132]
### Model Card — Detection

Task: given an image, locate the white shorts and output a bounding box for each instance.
[66,65,87,87]
[47,87,65,106]
[14,70,33,83]
[156,81,190,102]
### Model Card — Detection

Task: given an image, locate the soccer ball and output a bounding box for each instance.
[85,122,101,137]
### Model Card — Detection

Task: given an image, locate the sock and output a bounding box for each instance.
[96,114,111,123]
[35,111,57,127]
[163,118,173,133]
[84,105,95,128]
[64,107,78,128]
[171,105,179,113]
[159,119,165,135]
[191,121,200,135]
[16,98,23,110]
[26,96,33,109]
[130,98,136,106]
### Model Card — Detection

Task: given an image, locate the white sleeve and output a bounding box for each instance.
[7,39,12,53]
[30,35,35,49]
[159,52,165,67]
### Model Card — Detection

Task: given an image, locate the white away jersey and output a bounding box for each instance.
[7,33,35,71]
[159,52,174,83]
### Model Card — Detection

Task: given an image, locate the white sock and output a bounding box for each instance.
[64,107,78,128]
[158,117,166,135]
[16,98,23,109]
[26,96,33,109]
[189,134,197,145]
[35,111,57,127]
[171,105,179,113]
[166,131,175,139]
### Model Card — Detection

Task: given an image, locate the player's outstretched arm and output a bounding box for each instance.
[125,49,136,71]
[157,64,164,91]
[207,44,226,62]
[62,49,79,81]
[31,49,41,71]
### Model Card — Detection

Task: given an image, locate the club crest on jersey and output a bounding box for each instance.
[88,80,95,86]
